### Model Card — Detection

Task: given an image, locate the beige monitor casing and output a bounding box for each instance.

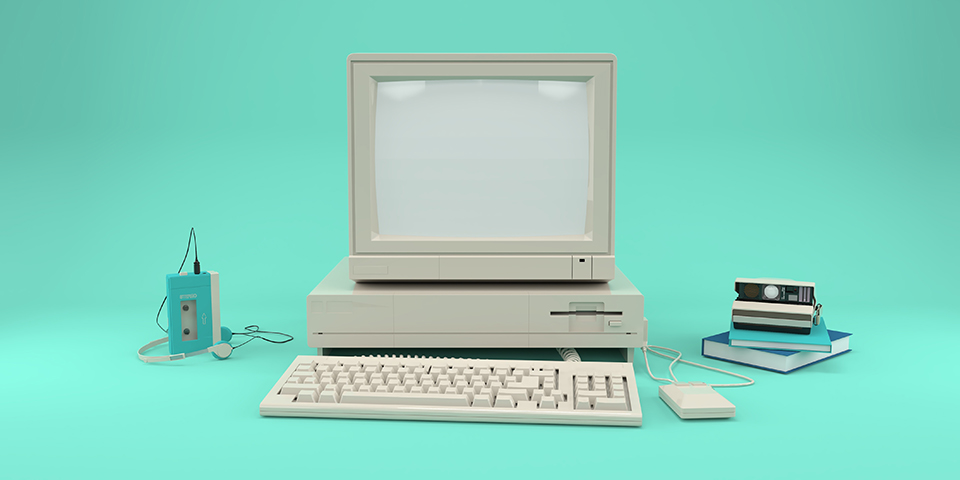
[347,53,618,282]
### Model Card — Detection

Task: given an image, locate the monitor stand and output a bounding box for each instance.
[307,258,646,363]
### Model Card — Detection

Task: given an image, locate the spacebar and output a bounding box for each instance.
[340,391,470,407]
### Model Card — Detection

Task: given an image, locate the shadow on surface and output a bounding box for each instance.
[327,347,628,363]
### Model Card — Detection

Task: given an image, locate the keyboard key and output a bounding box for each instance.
[296,390,317,403]
[577,390,608,399]
[516,401,538,410]
[280,383,319,395]
[340,391,470,407]
[497,388,528,403]
[532,390,544,403]
[494,395,515,408]
[472,395,493,408]
[506,377,537,393]
[594,397,628,411]
[319,387,338,403]
[530,369,555,379]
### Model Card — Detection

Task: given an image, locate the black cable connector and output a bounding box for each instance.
[191,227,200,274]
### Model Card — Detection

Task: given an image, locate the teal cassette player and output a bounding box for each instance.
[166,271,222,355]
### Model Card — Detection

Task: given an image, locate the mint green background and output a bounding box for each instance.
[1,1,958,478]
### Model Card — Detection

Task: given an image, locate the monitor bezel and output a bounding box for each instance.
[348,53,616,257]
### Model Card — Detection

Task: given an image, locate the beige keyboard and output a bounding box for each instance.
[260,355,642,426]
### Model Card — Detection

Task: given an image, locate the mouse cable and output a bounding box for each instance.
[155,227,200,333]
[641,345,754,388]
[230,325,294,349]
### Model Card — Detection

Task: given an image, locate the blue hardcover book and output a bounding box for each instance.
[703,330,852,373]
[728,317,833,352]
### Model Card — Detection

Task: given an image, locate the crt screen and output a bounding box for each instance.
[374,79,590,238]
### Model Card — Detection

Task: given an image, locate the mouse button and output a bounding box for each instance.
[678,385,715,395]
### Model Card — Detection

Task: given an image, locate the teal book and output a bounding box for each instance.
[728,318,833,353]
[704,330,851,373]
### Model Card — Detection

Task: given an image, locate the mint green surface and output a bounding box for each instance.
[1,1,958,478]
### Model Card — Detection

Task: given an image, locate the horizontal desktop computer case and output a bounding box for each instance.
[307,258,645,362]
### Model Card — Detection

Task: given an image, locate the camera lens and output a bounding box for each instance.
[763,285,780,300]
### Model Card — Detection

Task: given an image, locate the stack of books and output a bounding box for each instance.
[702,318,852,374]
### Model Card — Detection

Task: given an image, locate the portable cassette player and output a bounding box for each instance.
[166,271,221,355]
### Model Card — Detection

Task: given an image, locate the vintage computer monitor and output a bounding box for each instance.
[307,54,644,361]
[346,53,617,282]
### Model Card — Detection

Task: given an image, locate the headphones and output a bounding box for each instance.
[138,326,234,363]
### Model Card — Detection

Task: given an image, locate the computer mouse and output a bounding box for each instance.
[658,382,736,419]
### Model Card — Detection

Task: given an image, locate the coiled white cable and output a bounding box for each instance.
[641,345,754,388]
[556,347,581,362]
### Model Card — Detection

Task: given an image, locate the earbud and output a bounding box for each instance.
[210,341,233,360]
